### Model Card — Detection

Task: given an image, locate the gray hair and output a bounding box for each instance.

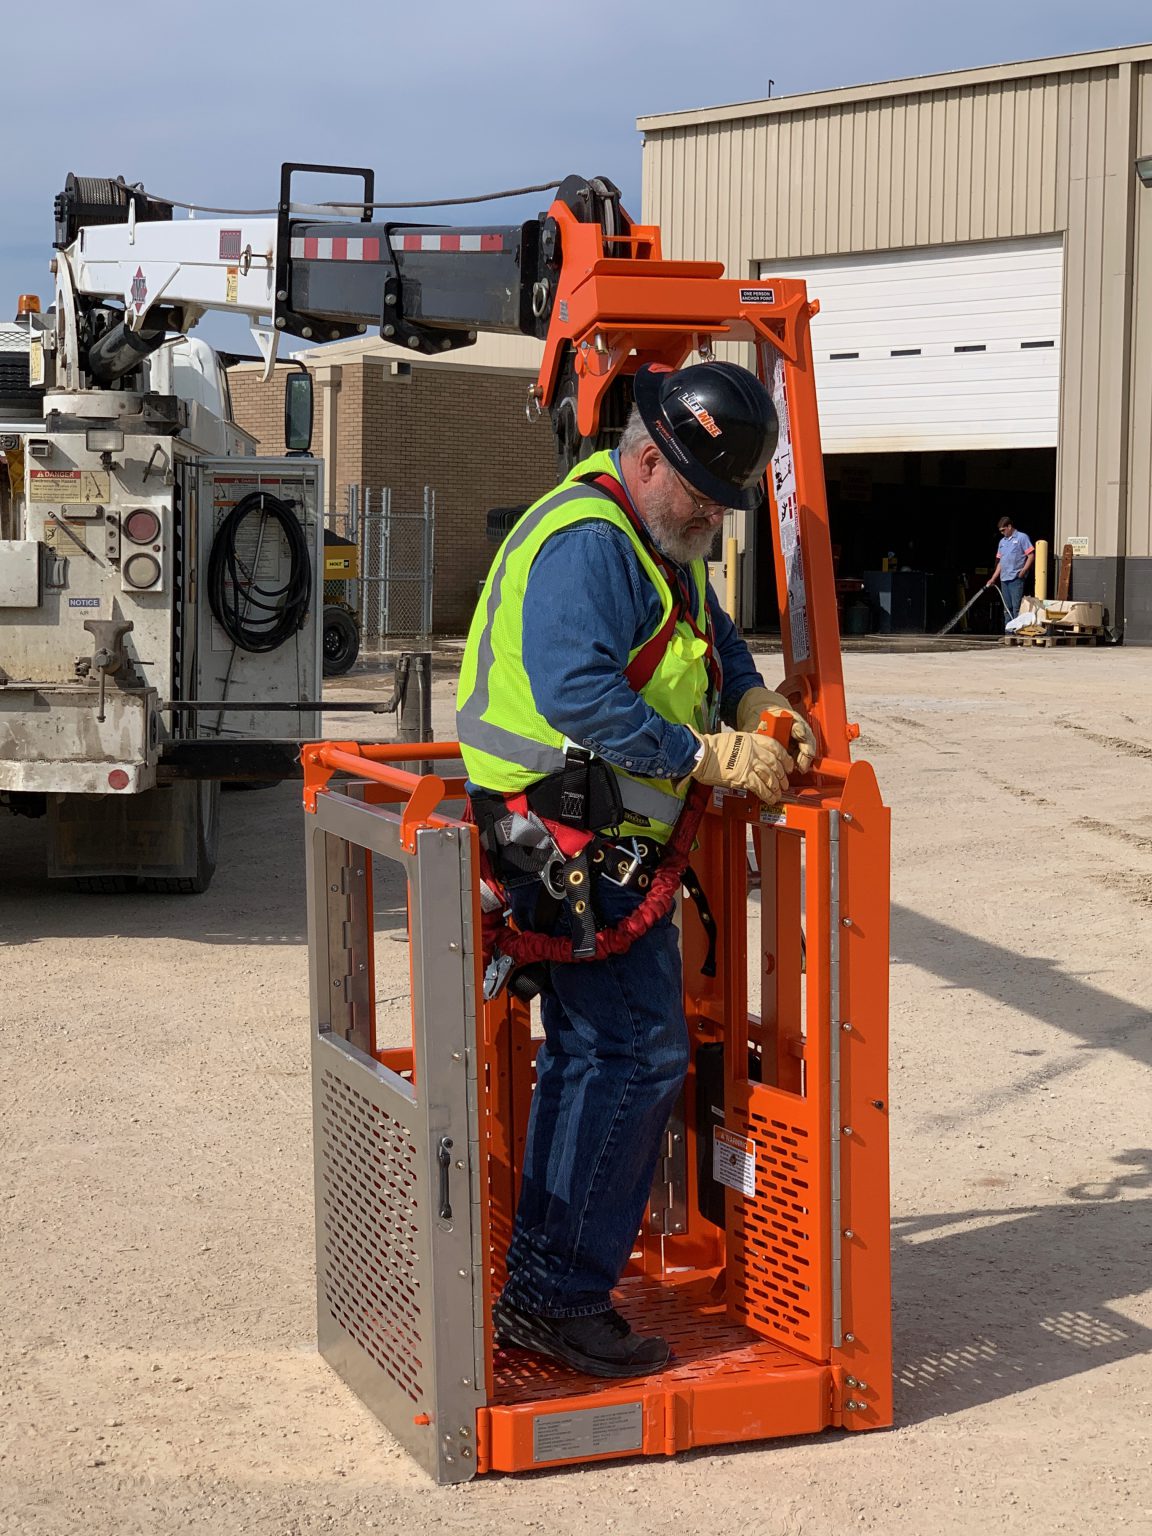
[617,402,654,459]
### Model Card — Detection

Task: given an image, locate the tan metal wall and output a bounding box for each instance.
[642,58,1152,560]
[1129,66,1152,562]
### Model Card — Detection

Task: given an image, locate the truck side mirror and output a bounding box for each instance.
[284,370,313,455]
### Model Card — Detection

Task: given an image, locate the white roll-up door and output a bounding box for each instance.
[760,237,1063,453]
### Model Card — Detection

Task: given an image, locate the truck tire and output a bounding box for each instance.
[485,505,529,544]
[139,781,221,895]
[322,604,360,677]
[71,875,137,895]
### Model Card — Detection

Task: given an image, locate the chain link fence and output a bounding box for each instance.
[329,486,436,651]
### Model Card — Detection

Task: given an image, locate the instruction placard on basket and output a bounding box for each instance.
[713,1127,756,1197]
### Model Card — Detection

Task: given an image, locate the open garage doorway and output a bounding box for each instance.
[751,449,1056,637]
[826,449,1056,635]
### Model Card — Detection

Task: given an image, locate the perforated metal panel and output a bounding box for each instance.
[729,1097,819,1347]
[317,1069,426,1403]
[307,788,485,1485]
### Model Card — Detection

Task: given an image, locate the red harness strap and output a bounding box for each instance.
[478,781,711,972]
[502,791,591,859]
[577,470,720,699]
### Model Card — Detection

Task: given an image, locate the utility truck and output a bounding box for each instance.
[0,175,322,892]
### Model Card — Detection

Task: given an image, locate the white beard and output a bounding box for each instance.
[640,482,719,565]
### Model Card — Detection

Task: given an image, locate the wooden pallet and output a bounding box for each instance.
[1002,626,1103,647]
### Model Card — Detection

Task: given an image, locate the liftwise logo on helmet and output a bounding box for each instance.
[680,392,723,437]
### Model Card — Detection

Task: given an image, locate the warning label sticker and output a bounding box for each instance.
[739,285,776,304]
[29,469,110,504]
[532,1402,643,1463]
[768,351,812,662]
[713,1127,757,1197]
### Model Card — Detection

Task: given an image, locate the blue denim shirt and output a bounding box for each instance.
[521,477,764,781]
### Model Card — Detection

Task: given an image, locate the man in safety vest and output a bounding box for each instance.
[457,361,817,1378]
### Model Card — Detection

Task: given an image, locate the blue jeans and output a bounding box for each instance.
[501,873,689,1318]
[1002,577,1025,624]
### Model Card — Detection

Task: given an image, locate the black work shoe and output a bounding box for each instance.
[493,1297,671,1378]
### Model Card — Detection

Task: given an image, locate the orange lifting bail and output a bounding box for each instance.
[529,199,853,771]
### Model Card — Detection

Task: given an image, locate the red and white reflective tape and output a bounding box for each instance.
[290,231,380,259]
[290,236,381,261]
[398,233,504,253]
[290,232,505,260]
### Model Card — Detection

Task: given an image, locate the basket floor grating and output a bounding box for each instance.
[492,1267,809,1405]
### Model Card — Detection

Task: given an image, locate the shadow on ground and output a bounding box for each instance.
[893,903,1152,1072]
[894,1152,1152,1423]
[0,784,405,947]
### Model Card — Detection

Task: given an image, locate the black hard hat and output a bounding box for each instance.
[633,361,778,511]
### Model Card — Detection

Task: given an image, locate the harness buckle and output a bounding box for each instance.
[541,850,567,900]
[483,952,515,1001]
[601,836,646,888]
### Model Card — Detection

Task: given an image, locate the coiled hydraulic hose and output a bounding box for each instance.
[206,490,312,653]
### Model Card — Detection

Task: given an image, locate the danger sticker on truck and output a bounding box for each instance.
[713,1127,756,1197]
[739,286,776,304]
[29,469,110,503]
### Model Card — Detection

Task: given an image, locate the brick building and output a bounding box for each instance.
[227,334,558,634]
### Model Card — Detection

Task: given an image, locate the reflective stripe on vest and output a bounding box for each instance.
[458,484,593,737]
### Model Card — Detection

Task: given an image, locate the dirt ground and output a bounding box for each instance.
[2,645,1150,1535]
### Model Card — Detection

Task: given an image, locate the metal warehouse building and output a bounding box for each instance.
[640,44,1152,639]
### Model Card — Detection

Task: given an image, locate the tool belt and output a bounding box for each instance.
[468,749,717,1000]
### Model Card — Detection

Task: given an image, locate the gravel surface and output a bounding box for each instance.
[1,647,1149,1535]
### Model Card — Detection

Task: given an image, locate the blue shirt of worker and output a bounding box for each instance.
[518,453,764,781]
[997,529,1034,581]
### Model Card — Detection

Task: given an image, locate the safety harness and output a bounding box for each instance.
[472,470,720,1000]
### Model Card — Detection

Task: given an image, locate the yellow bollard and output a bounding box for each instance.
[725,535,740,623]
[1035,539,1049,603]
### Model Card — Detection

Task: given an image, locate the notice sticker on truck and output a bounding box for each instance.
[713,1127,757,1197]
[29,469,110,504]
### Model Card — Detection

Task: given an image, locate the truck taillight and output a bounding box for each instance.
[123,552,161,589]
[123,508,161,544]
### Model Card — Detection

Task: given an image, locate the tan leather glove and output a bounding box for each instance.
[689,729,793,804]
[735,686,818,774]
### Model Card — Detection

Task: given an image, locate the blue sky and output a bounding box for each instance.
[2,0,1148,352]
